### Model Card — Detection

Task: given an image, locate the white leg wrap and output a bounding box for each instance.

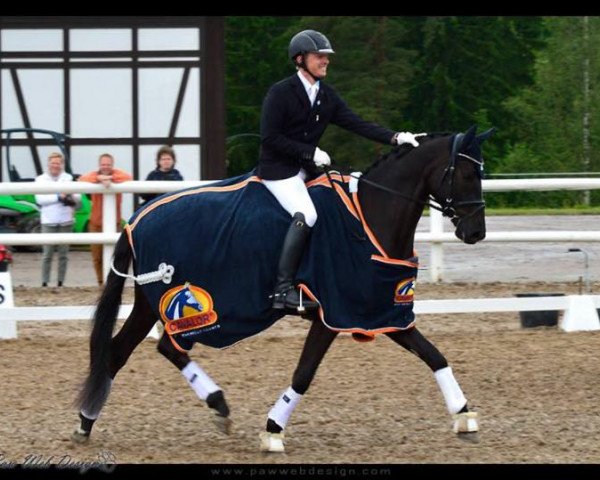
[268,386,302,429]
[181,361,220,401]
[434,366,467,415]
[81,379,114,420]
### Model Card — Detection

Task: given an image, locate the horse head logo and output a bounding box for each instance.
[165,282,204,320]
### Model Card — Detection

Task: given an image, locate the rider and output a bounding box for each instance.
[259,29,422,312]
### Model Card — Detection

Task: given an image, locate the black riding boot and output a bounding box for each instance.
[271,213,319,312]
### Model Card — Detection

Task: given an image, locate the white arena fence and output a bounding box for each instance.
[1,178,600,339]
[1,293,599,339]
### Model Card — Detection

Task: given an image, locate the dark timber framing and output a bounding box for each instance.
[0,16,226,182]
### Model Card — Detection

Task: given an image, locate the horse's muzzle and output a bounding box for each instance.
[454,216,486,244]
[460,229,486,244]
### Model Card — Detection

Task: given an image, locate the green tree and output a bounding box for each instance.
[406,17,544,172]
[501,16,600,207]
[224,17,545,186]
[225,16,298,176]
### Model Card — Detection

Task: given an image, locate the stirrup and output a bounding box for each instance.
[271,286,318,313]
[269,286,293,310]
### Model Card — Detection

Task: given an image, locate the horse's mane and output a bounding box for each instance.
[363,132,452,176]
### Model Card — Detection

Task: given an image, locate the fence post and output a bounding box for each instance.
[0,257,17,339]
[429,208,444,282]
[102,193,117,282]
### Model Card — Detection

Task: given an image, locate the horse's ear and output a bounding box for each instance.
[476,127,497,143]
[461,124,478,148]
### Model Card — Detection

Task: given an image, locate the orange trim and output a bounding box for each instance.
[128,176,261,232]
[308,176,359,219]
[305,174,371,241]
[351,332,376,343]
[331,183,359,220]
[160,319,191,353]
[125,224,134,250]
[370,254,418,268]
[305,173,350,188]
[351,191,388,257]
[298,283,415,339]
[341,323,415,338]
[309,177,418,263]
[305,176,329,188]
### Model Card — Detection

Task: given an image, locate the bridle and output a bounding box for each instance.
[435,133,486,227]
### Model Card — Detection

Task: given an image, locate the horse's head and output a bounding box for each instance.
[358,125,495,258]
[184,288,203,311]
[427,125,495,245]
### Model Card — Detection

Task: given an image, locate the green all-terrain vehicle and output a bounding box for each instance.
[0,128,91,249]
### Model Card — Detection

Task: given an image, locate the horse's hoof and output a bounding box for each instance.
[259,431,285,453]
[453,411,479,443]
[70,428,90,444]
[457,431,480,444]
[213,414,232,435]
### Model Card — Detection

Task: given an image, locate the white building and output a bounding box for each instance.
[0,16,226,218]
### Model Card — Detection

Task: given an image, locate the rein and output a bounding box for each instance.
[323,133,485,224]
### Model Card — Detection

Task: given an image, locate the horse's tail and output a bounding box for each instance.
[75,231,132,414]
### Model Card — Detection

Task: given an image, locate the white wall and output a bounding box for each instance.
[1,26,203,220]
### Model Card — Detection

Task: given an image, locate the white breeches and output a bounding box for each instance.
[262,169,318,227]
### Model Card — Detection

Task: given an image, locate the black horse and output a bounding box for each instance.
[73,125,494,452]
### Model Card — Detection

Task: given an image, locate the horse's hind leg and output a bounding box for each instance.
[261,317,338,453]
[386,326,479,441]
[73,286,158,443]
[156,333,231,434]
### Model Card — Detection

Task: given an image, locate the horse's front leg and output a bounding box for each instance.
[260,316,338,453]
[386,326,479,442]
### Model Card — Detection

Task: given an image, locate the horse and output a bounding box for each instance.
[72,125,494,453]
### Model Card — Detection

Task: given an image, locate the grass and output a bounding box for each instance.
[423,206,600,216]
[485,207,600,215]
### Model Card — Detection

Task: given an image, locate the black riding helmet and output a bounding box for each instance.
[288,30,334,80]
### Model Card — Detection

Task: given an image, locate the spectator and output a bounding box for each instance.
[35,152,81,287]
[78,153,132,286]
[140,145,184,205]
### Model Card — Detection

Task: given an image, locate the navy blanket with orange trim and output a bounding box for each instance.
[127,171,417,350]
[296,178,418,339]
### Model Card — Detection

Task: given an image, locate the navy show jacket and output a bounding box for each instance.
[258,74,396,180]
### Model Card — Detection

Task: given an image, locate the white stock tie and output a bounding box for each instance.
[308,85,318,106]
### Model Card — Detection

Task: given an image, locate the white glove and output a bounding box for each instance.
[313,147,331,167]
[394,131,421,147]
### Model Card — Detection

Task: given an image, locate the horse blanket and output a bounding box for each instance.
[126,171,418,350]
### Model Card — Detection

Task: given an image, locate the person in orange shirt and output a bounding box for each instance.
[78,153,132,286]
